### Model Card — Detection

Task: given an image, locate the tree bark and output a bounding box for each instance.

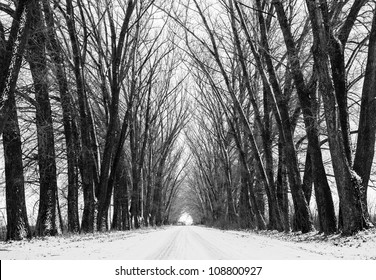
[2,72,32,241]
[65,0,95,233]
[3,91,32,241]
[112,153,130,231]
[143,142,153,227]
[0,1,32,241]
[42,0,80,233]
[28,0,59,236]
[353,8,376,228]
[262,88,284,231]
[276,140,290,233]
[129,114,141,228]
[302,148,313,204]
[0,0,31,136]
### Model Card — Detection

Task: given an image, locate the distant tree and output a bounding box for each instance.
[151,96,189,226]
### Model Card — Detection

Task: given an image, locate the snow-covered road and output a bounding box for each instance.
[1,225,374,259]
[145,226,329,259]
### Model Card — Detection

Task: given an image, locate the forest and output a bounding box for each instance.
[0,0,375,241]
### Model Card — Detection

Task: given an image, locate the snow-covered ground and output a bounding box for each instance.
[1,225,376,260]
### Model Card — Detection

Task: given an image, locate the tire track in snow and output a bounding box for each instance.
[147,227,182,259]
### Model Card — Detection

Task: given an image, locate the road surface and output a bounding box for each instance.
[0,226,346,259]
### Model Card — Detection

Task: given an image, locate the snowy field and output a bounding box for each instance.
[1,226,376,260]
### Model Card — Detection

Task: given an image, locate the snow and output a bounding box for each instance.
[1,226,376,259]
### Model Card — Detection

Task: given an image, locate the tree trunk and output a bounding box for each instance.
[353,8,376,228]
[2,76,32,241]
[238,145,266,230]
[306,0,364,235]
[220,144,237,225]
[112,154,130,231]
[28,0,59,236]
[276,140,290,233]
[0,0,31,136]
[151,161,165,226]
[238,172,255,229]
[302,149,313,204]
[143,144,153,227]
[65,0,95,233]
[0,0,32,241]
[329,36,352,164]
[262,89,284,231]
[309,127,337,234]
[42,0,80,233]
[225,172,236,225]
[129,116,141,229]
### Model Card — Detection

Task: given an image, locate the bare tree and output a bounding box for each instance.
[63,0,96,232]
[96,0,138,231]
[28,0,61,236]
[353,6,376,226]
[271,0,336,234]
[0,0,31,135]
[305,0,367,235]
[151,95,189,226]
[42,0,80,233]
[0,0,32,240]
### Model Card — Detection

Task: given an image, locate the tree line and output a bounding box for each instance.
[178,0,376,235]
[0,0,188,240]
